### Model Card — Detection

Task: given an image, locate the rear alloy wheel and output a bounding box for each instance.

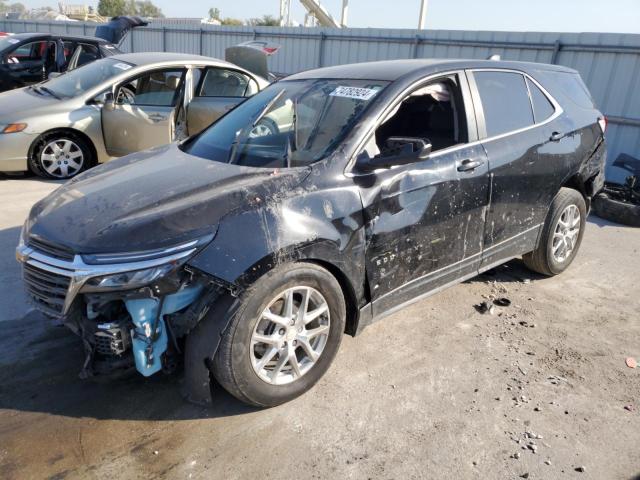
[523,187,586,276]
[211,263,345,407]
[30,133,93,179]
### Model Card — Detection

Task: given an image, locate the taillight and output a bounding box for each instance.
[598,116,607,134]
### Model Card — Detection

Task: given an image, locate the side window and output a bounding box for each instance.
[62,41,76,62]
[117,69,184,107]
[4,41,48,63]
[368,74,468,158]
[76,44,100,67]
[198,68,251,98]
[526,78,555,123]
[474,71,534,137]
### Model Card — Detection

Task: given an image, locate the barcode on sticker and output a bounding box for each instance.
[330,86,378,101]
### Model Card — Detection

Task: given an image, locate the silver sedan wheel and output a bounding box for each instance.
[250,286,330,386]
[40,139,84,178]
[552,204,581,262]
[249,123,273,138]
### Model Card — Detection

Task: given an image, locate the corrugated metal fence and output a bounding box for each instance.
[1,19,639,179]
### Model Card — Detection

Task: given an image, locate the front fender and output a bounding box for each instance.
[187,183,367,304]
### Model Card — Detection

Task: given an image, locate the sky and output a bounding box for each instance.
[17,0,640,33]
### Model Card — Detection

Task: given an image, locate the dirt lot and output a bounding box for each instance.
[0,176,638,480]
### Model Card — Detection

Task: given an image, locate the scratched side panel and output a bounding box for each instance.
[187,159,368,306]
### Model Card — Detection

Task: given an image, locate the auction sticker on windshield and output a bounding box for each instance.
[330,86,379,101]
[113,62,132,70]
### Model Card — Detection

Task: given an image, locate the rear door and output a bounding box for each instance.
[186,66,259,135]
[468,69,562,268]
[66,42,101,71]
[102,68,186,157]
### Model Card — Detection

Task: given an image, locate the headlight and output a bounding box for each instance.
[78,233,215,292]
[81,235,213,265]
[81,263,177,292]
[2,123,27,134]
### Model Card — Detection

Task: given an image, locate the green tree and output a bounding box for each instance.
[125,0,137,15]
[136,0,164,18]
[208,7,220,21]
[221,17,243,26]
[247,14,279,27]
[0,1,26,14]
[97,0,127,17]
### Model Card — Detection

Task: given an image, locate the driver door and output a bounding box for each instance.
[356,72,489,316]
[1,40,51,87]
[186,66,258,135]
[102,68,186,157]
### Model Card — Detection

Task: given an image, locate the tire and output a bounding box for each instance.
[29,131,94,179]
[211,262,346,407]
[592,192,640,227]
[523,187,587,276]
[249,118,279,138]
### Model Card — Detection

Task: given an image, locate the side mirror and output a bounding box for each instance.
[357,137,432,173]
[103,91,115,111]
[48,71,62,80]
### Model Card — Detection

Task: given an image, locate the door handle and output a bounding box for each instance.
[550,131,565,142]
[457,159,483,172]
[148,114,167,123]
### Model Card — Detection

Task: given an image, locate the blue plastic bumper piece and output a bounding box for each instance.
[125,284,203,377]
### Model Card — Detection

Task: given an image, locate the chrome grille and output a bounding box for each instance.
[23,263,71,316]
[28,236,75,261]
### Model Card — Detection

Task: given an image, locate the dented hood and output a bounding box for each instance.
[27,143,309,254]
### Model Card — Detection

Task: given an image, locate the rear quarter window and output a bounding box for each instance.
[550,72,595,109]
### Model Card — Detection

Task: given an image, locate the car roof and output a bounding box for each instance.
[8,32,112,44]
[286,58,578,82]
[110,51,237,68]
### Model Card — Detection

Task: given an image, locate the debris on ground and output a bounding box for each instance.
[626,357,637,368]
[575,466,586,473]
[475,301,495,315]
[493,297,512,307]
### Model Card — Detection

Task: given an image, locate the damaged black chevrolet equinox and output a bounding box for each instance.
[17,59,606,407]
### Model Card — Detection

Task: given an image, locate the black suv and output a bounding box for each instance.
[0,33,119,92]
[17,59,606,407]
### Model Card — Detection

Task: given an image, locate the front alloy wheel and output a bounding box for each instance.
[40,139,84,178]
[209,263,345,407]
[251,286,330,385]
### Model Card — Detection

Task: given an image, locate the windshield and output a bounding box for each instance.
[0,37,21,52]
[38,58,134,99]
[183,79,389,168]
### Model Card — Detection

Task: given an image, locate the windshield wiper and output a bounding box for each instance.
[38,86,62,100]
[252,89,285,128]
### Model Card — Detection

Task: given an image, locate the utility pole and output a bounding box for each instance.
[340,0,349,27]
[279,0,292,26]
[418,0,427,29]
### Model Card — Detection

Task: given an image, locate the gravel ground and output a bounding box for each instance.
[0,176,638,480]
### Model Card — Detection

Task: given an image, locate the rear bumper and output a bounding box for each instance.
[0,131,31,172]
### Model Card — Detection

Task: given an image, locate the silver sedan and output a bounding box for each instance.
[0,52,269,178]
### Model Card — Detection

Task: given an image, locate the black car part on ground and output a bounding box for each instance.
[592,153,640,227]
[94,16,148,47]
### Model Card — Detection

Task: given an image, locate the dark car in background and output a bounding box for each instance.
[0,32,120,92]
[16,58,606,408]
